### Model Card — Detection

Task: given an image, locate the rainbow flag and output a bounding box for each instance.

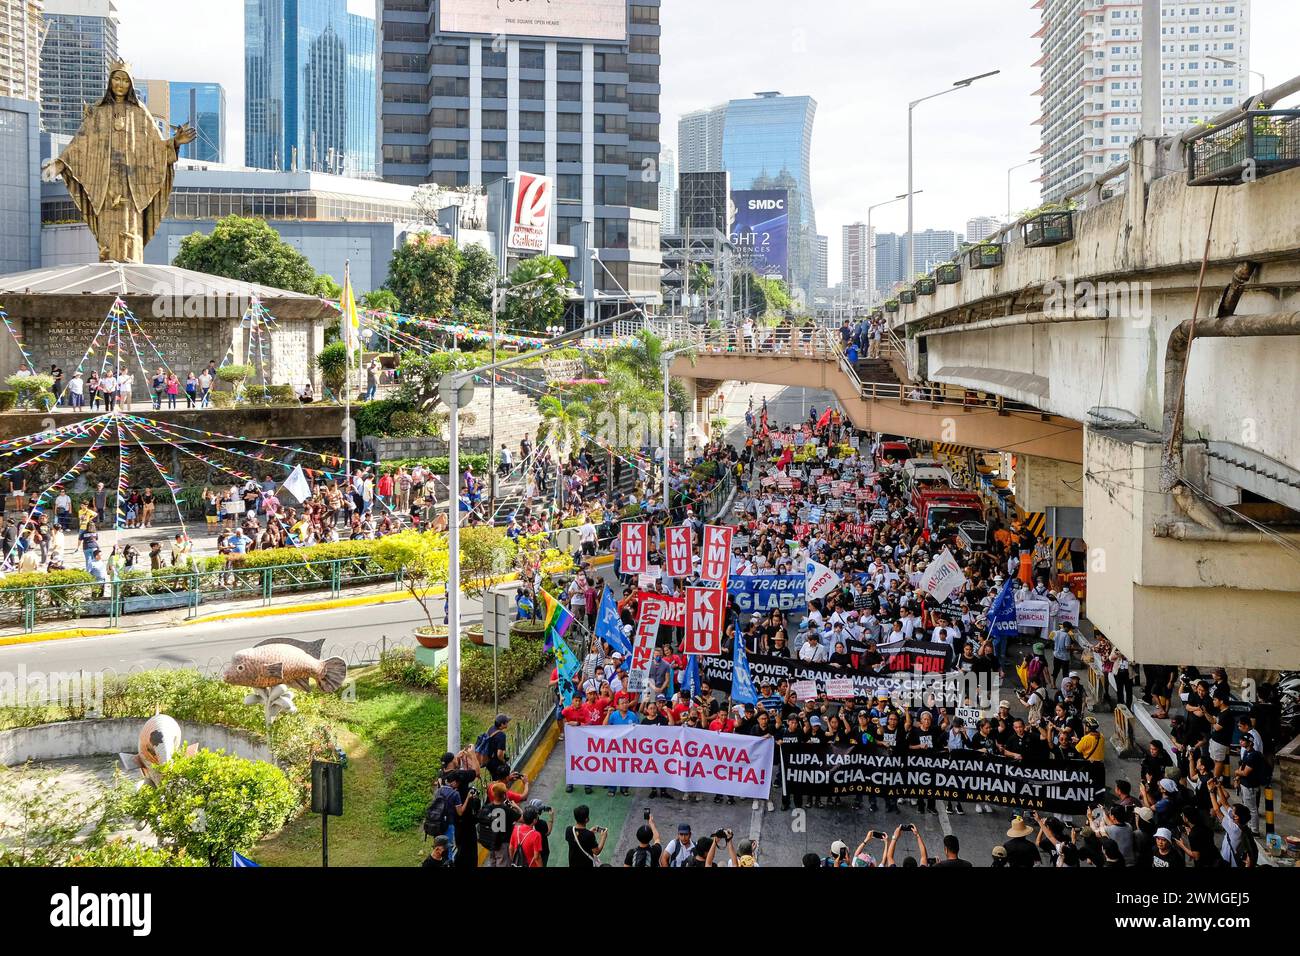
[539,589,574,651]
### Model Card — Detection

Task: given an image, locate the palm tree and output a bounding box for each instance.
[537,394,587,456]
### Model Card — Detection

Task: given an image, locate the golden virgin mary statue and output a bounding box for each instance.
[41,62,196,263]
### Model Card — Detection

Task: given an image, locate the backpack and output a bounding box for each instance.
[477,802,512,849]
[630,845,653,868]
[509,825,533,867]
[423,786,456,839]
[474,730,494,757]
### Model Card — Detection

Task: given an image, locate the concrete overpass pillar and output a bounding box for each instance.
[1083,427,1300,669]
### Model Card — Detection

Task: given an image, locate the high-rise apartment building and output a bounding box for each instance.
[677,102,725,173]
[139,80,227,163]
[245,0,377,177]
[1038,0,1251,201]
[965,215,1001,243]
[873,231,902,300]
[901,229,959,275]
[378,0,663,303]
[39,0,119,136]
[841,222,869,294]
[0,0,43,101]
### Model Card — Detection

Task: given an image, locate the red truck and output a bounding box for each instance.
[874,440,913,470]
[912,487,986,536]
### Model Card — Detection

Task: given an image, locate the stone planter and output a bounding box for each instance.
[415,625,449,649]
[467,625,487,646]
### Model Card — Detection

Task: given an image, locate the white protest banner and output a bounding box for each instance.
[683,586,724,655]
[664,525,693,578]
[918,548,964,603]
[1015,600,1052,628]
[700,525,734,584]
[826,678,855,699]
[637,568,661,589]
[791,680,818,701]
[1057,600,1081,626]
[627,598,664,698]
[620,522,648,575]
[869,508,889,523]
[806,560,842,601]
[564,725,774,799]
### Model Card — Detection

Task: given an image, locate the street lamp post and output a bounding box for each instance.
[867,191,919,305]
[1006,159,1039,223]
[441,307,641,752]
[907,71,1000,279]
[1206,55,1266,96]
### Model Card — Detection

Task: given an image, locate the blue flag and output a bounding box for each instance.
[553,630,582,706]
[987,576,1019,641]
[232,851,260,867]
[731,631,758,706]
[594,586,632,657]
[682,654,700,697]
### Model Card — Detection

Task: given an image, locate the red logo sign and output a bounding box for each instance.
[684,586,723,655]
[620,523,648,575]
[700,525,734,584]
[664,526,693,578]
[509,172,552,252]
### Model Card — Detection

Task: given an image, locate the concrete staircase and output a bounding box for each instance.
[855,357,904,388]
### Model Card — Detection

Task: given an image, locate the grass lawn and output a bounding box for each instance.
[253,665,495,867]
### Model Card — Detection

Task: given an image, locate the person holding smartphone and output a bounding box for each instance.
[564,804,608,868]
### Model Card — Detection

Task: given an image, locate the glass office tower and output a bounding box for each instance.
[721,92,817,303]
[245,0,376,176]
[140,80,227,163]
[39,0,120,137]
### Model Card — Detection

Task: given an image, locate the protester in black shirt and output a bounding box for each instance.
[564,805,608,867]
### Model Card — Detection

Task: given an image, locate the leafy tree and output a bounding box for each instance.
[313,273,342,300]
[455,242,497,322]
[385,232,461,317]
[5,373,54,410]
[0,766,126,866]
[172,216,331,294]
[501,254,570,333]
[126,749,299,866]
[362,288,401,313]
[537,394,588,454]
[392,349,484,411]
[316,341,350,400]
[690,262,714,296]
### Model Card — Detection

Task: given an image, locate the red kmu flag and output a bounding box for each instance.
[664,525,693,578]
[620,522,648,575]
[683,586,723,655]
[699,525,734,584]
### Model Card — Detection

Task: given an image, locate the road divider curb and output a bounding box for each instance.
[0,627,122,647]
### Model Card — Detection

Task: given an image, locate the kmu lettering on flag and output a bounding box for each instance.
[683,586,723,655]
[620,522,648,575]
[700,525,734,584]
[664,525,693,578]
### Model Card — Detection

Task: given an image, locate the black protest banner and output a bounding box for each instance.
[876,639,955,674]
[778,745,1106,813]
[698,652,984,703]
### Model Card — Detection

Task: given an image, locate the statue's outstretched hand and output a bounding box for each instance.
[173,124,197,147]
[41,158,64,183]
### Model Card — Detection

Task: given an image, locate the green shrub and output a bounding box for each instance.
[459,636,544,703]
[242,384,296,405]
[380,454,491,475]
[378,646,439,689]
[388,409,434,438]
[216,364,254,385]
[210,390,234,408]
[354,398,411,438]
[0,391,15,411]
[67,840,205,867]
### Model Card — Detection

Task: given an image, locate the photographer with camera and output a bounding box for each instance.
[883,823,930,867]
[564,804,609,868]
[625,811,663,867]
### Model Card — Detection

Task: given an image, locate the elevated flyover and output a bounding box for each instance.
[670,332,1083,463]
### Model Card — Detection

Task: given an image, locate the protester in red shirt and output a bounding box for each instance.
[509,806,545,867]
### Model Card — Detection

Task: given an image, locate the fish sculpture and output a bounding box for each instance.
[222,637,348,694]
[118,713,198,788]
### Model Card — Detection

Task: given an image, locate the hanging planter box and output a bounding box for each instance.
[966,243,1004,270]
[914,277,936,296]
[870,309,884,322]
[898,289,917,305]
[1022,210,1075,248]
[884,299,899,314]
[1187,110,1300,186]
[936,262,962,285]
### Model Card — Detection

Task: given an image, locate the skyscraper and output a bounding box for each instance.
[677,103,726,173]
[139,80,227,163]
[378,0,663,303]
[841,222,869,294]
[245,0,377,177]
[1038,0,1251,201]
[39,0,119,137]
[813,234,827,294]
[0,0,43,101]
[899,229,958,275]
[873,232,901,300]
[658,146,678,235]
[720,92,817,303]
